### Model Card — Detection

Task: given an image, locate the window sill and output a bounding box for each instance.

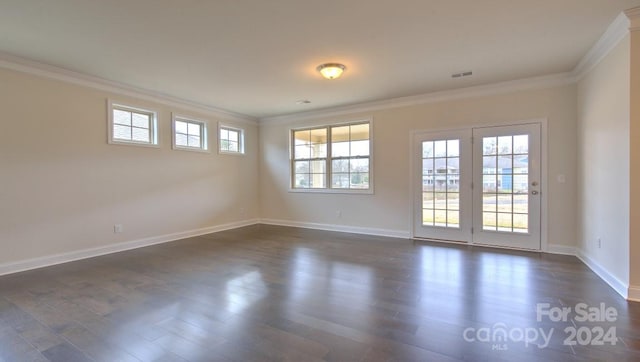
[288,187,374,195]
[219,150,246,156]
[108,139,160,148]
[173,146,210,153]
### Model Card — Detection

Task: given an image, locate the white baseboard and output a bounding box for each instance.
[628,286,640,302]
[0,219,260,277]
[575,249,629,300]
[4,218,635,303]
[546,244,577,255]
[259,218,410,239]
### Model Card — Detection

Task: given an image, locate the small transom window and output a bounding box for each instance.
[108,101,158,146]
[172,115,208,152]
[219,125,244,154]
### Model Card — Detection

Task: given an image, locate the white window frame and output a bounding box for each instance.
[107,100,159,147]
[289,118,373,194]
[171,114,209,153]
[218,124,245,155]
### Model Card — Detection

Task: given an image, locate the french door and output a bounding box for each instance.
[413,129,472,242]
[413,123,541,250]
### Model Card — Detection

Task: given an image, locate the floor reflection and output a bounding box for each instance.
[418,245,465,322]
[289,248,319,303]
[225,270,268,314]
[328,261,373,306]
[288,246,375,320]
[476,252,534,325]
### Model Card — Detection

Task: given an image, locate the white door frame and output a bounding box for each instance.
[409,118,549,252]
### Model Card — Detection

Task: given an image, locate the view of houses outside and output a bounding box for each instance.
[422,135,529,232]
[293,123,370,190]
[482,135,529,233]
[422,139,460,227]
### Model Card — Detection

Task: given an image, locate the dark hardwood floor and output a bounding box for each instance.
[1,225,639,361]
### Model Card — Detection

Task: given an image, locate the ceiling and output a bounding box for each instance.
[1,0,639,119]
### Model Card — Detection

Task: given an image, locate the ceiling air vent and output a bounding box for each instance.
[451,71,473,78]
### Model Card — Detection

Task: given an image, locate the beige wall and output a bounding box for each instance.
[0,68,259,265]
[260,85,578,249]
[577,36,630,286]
[630,25,640,292]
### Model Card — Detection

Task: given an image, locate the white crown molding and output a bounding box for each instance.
[625,7,640,32]
[571,12,631,81]
[1,10,634,127]
[0,219,260,276]
[0,51,257,125]
[259,72,574,125]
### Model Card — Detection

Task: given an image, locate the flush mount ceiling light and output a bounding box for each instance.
[317,63,346,80]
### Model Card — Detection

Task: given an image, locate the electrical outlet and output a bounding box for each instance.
[336,210,342,218]
[114,224,124,233]
[597,237,602,248]
[239,207,246,216]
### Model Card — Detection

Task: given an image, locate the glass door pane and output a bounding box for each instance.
[481,134,529,233]
[472,124,541,250]
[422,139,460,228]
[414,129,471,243]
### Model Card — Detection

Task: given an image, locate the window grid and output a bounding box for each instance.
[173,117,207,151]
[291,121,370,191]
[422,139,460,228]
[481,135,529,233]
[111,105,156,145]
[293,127,328,189]
[330,123,370,189]
[219,126,244,154]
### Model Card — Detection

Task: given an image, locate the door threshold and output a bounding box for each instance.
[472,242,542,253]
[413,237,542,253]
[412,237,469,245]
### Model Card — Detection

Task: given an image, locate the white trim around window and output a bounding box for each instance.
[218,123,245,155]
[171,114,209,152]
[107,99,159,147]
[289,118,373,194]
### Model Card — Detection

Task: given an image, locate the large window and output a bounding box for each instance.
[172,115,208,152]
[291,121,371,192]
[108,102,158,146]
